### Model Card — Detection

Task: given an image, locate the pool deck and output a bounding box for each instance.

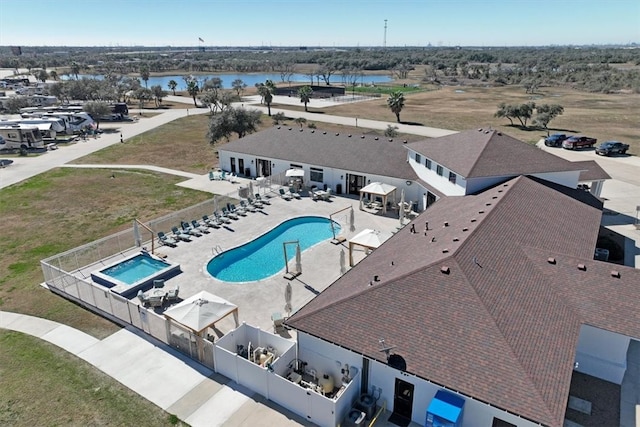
[140,187,401,335]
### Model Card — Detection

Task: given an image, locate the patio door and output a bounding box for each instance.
[238,158,245,176]
[347,173,366,195]
[393,378,414,420]
[230,157,236,174]
[257,159,271,177]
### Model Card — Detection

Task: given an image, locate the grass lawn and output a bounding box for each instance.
[314,85,640,151]
[0,331,183,426]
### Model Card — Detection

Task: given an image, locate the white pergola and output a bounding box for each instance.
[359,182,397,214]
[348,228,393,266]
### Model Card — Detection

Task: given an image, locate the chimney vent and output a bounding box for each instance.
[547,257,556,265]
[577,264,586,271]
[442,248,449,253]
[441,266,450,274]
[444,221,449,227]
[611,270,621,278]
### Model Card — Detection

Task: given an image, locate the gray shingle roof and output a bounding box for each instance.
[407,129,577,178]
[570,160,612,181]
[286,175,636,427]
[219,126,417,180]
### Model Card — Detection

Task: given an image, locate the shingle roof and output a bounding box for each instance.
[219,126,417,180]
[569,160,612,181]
[286,175,635,427]
[407,129,576,178]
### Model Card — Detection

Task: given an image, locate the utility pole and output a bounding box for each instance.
[383,19,388,49]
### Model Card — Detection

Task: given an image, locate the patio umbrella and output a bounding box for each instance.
[422,193,428,211]
[399,188,405,227]
[284,282,292,316]
[349,206,356,232]
[340,248,346,274]
[295,243,302,274]
[285,168,304,177]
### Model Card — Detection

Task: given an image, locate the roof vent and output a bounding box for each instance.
[577,264,586,271]
[374,137,379,140]
[498,190,503,193]
[443,221,449,227]
[288,127,292,131]
[453,237,459,242]
[478,210,485,214]
[441,266,450,274]
[374,275,380,282]
[497,132,502,136]
[361,135,365,139]
[477,128,483,132]
[547,257,556,264]
[323,131,327,134]
[311,130,315,133]
[492,196,498,199]
[403,140,408,143]
[388,139,393,142]
[611,270,621,278]
[442,248,449,253]
[485,203,491,206]
[348,134,352,137]
[470,218,477,223]
[277,126,281,129]
[336,133,340,136]
[299,128,303,132]
[462,227,468,232]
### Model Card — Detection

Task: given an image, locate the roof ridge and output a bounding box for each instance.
[465,129,496,178]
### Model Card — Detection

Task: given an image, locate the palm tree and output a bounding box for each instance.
[186,80,199,107]
[298,85,313,112]
[49,70,58,81]
[257,82,274,116]
[167,80,178,95]
[140,64,150,88]
[387,91,405,123]
[70,62,80,79]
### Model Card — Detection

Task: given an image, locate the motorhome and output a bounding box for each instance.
[0,124,45,151]
[0,117,66,139]
[22,111,95,133]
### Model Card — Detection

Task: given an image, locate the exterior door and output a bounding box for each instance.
[257,159,271,177]
[347,173,366,195]
[230,157,236,174]
[393,378,414,420]
[238,158,245,176]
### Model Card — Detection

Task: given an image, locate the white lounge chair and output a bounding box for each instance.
[171,226,192,242]
[240,200,256,212]
[157,231,178,247]
[191,219,210,234]
[279,188,293,200]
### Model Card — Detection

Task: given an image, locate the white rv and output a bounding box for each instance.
[0,124,45,151]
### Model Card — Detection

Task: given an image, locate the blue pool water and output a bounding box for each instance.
[100,254,170,285]
[207,216,340,282]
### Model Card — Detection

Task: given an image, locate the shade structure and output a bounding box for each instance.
[164,290,239,335]
[359,182,397,214]
[348,228,393,266]
[285,168,305,177]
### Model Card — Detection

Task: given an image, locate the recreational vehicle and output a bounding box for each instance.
[0,124,45,151]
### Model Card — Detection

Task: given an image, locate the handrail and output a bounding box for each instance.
[368,398,386,426]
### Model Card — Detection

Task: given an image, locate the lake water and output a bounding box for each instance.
[67,73,392,90]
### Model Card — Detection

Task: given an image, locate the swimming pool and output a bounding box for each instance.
[91,252,181,297]
[207,216,340,282]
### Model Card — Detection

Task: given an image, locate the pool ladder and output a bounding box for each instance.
[212,245,223,255]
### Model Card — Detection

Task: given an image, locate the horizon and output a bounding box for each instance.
[1,0,638,48]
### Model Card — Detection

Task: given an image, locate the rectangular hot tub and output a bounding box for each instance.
[91,252,181,298]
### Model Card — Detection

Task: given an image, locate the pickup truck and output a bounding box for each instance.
[595,141,629,156]
[562,136,597,150]
[544,133,567,147]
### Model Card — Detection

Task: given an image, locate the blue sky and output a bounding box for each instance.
[1,0,638,47]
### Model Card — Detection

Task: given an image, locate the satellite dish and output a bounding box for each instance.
[388,354,406,371]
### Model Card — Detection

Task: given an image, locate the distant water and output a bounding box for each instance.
[64,73,392,90]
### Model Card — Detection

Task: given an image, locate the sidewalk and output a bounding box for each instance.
[0,310,310,427]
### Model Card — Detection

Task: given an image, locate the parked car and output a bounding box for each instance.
[595,141,629,156]
[562,136,597,150]
[544,133,568,147]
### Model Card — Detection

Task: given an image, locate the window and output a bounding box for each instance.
[310,167,324,182]
[290,163,302,169]
[425,159,432,169]
[449,172,457,184]
[415,153,421,163]
[436,165,443,176]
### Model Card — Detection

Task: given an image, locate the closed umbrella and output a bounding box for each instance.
[248,181,254,199]
[295,244,302,274]
[213,195,219,214]
[349,206,356,232]
[399,188,405,227]
[284,282,292,316]
[133,220,141,247]
[340,248,346,274]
